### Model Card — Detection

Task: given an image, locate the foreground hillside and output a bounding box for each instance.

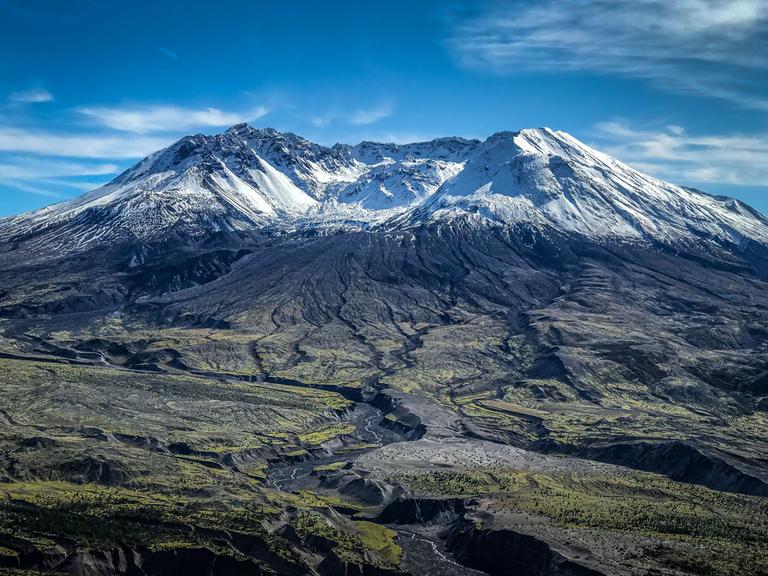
[0,127,766,576]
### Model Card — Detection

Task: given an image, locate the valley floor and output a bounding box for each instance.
[0,329,765,576]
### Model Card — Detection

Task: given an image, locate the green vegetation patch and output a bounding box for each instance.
[0,479,277,550]
[298,424,355,445]
[314,461,349,473]
[292,511,401,569]
[353,521,402,567]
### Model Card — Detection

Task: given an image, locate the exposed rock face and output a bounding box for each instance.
[320,470,405,507]
[576,441,768,496]
[377,498,465,525]
[58,456,132,486]
[28,546,271,576]
[446,523,605,576]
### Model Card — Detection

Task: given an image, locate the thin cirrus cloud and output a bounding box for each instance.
[311,104,393,128]
[0,158,120,198]
[158,47,179,60]
[0,159,119,179]
[447,0,768,110]
[348,104,393,126]
[78,104,270,133]
[0,127,173,158]
[8,89,55,103]
[591,121,768,188]
[4,179,107,199]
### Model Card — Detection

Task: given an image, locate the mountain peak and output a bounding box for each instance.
[225,122,253,134]
[224,124,303,144]
[482,127,582,159]
[225,122,285,136]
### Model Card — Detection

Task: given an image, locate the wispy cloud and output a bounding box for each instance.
[447,0,768,110]
[158,46,179,60]
[0,158,119,179]
[0,157,120,198]
[591,121,768,187]
[0,127,172,158]
[310,114,335,128]
[9,89,54,103]
[348,104,393,125]
[3,181,72,199]
[78,104,270,133]
[311,104,393,128]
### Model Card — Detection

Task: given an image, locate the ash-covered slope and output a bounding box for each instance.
[2,124,766,256]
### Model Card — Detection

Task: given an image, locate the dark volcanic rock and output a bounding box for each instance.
[446,522,605,576]
[59,456,132,485]
[377,498,465,525]
[580,440,768,497]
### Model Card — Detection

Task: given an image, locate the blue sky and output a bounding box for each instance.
[1,0,767,216]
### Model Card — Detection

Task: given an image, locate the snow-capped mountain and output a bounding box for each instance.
[415,128,768,246]
[1,124,767,253]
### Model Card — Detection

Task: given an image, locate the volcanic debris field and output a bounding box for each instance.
[0,224,766,576]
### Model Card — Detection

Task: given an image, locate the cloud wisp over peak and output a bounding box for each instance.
[311,104,393,128]
[592,121,768,189]
[447,0,768,110]
[78,104,270,133]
